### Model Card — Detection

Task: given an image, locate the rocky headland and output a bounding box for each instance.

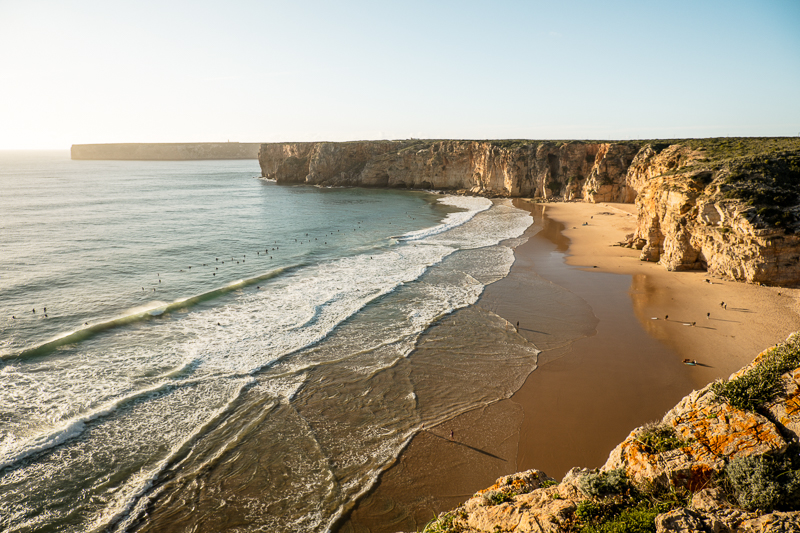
[259,138,800,286]
[415,334,800,533]
[71,142,261,160]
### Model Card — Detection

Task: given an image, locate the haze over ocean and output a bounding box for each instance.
[0,151,535,532]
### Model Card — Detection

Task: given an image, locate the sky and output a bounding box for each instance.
[0,0,798,149]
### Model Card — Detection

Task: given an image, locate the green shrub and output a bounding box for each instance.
[421,510,464,533]
[574,500,665,533]
[575,500,605,522]
[579,504,660,533]
[482,489,515,506]
[571,473,689,533]
[579,469,631,498]
[711,335,800,411]
[635,423,686,454]
[724,451,800,512]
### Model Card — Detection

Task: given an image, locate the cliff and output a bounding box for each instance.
[418,333,800,533]
[626,139,800,286]
[71,142,261,160]
[260,138,800,285]
[258,140,639,200]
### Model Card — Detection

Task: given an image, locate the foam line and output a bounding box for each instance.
[93,377,258,533]
[6,265,300,361]
[0,380,177,472]
[393,196,491,242]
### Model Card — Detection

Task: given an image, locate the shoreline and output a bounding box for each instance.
[339,199,800,533]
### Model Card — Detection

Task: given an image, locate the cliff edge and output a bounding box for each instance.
[417,333,800,533]
[259,138,800,285]
[259,140,638,201]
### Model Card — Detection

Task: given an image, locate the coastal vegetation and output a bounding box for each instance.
[711,334,800,411]
[722,448,800,512]
[632,422,687,455]
[570,470,689,533]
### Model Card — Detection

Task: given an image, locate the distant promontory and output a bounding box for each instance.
[70,142,261,160]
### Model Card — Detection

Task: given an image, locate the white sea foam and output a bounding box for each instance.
[93,377,256,533]
[0,379,177,471]
[394,196,492,241]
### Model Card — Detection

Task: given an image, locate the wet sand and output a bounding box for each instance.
[339,200,800,533]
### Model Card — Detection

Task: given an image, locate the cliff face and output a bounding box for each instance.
[71,142,261,160]
[419,334,800,533]
[629,145,800,285]
[258,140,640,200]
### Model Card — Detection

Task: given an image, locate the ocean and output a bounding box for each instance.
[0,151,537,532]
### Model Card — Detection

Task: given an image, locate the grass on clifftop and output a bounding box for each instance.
[571,470,689,533]
[711,334,800,411]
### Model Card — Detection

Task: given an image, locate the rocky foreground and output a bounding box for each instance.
[411,334,800,533]
[259,138,800,286]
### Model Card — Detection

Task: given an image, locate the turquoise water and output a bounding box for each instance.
[0,151,535,532]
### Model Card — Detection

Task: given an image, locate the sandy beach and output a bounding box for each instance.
[339,199,800,533]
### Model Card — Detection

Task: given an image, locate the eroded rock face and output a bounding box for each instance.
[630,146,800,285]
[765,367,800,440]
[603,384,787,491]
[258,140,638,199]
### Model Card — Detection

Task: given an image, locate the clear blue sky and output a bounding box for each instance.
[1,0,798,148]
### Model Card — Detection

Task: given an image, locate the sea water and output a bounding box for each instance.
[0,151,536,532]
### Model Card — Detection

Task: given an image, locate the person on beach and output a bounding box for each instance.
[450,429,454,440]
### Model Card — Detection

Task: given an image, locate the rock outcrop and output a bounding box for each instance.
[629,144,800,285]
[71,142,261,160]
[258,140,639,200]
[415,334,800,533]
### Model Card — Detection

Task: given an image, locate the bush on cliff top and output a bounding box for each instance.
[570,470,689,533]
[711,334,800,411]
[421,510,465,533]
[723,448,800,512]
[634,422,687,454]
[578,469,632,499]
[575,501,661,533]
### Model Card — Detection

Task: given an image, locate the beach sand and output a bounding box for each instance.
[338,200,800,533]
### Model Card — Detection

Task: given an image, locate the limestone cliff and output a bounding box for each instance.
[627,140,800,285]
[258,140,639,200]
[71,142,261,160]
[417,333,800,533]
